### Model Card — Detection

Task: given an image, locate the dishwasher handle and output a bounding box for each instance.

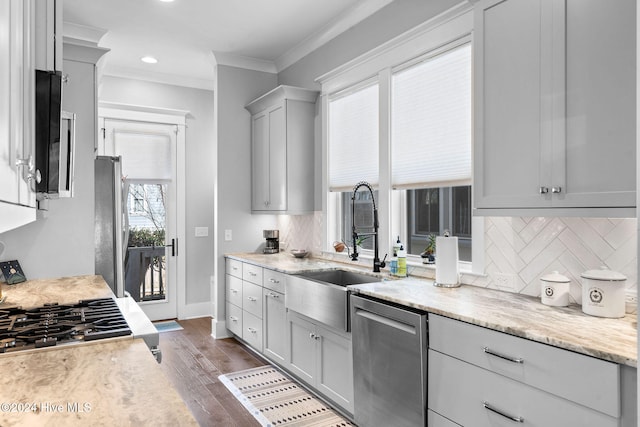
[354,308,417,335]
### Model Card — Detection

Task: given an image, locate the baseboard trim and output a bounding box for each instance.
[212,317,232,339]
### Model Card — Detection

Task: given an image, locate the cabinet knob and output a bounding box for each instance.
[247,296,257,302]
[551,186,562,194]
[539,186,549,194]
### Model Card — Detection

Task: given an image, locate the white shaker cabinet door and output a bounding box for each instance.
[474,0,549,210]
[557,0,636,208]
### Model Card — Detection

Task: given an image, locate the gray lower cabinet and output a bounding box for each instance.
[428,313,636,427]
[262,286,286,364]
[287,310,354,414]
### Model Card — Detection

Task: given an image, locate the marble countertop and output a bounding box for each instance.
[226,253,638,367]
[0,339,197,426]
[0,275,198,425]
[0,275,114,308]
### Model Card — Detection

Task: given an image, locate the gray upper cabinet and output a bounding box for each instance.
[474,0,636,216]
[246,85,318,214]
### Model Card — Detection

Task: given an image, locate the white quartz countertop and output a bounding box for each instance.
[226,253,637,367]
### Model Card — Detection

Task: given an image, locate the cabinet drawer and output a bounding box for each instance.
[243,311,263,351]
[225,274,243,307]
[242,281,263,318]
[226,258,243,279]
[428,314,619,417]
[243,263,263,285]
[263,269,285,293]
[429,350,618,427]
[226,302,243,337]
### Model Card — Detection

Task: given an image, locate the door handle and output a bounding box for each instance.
[166,238,178,257]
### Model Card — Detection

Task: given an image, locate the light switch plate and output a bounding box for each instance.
[195,227,208,237]
[224,229,232,241]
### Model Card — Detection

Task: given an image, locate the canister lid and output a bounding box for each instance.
[540,271,570,283]
[580,266,626,281]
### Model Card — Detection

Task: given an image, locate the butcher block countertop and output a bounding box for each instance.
[226,253,637,367]
[0,275,198,426]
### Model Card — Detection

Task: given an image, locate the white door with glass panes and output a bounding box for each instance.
[102,119,180,321]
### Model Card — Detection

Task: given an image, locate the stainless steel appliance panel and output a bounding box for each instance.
[95,156,127,298]
[351,294,427,427]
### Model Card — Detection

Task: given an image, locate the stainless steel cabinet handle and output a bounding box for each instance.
[483,401,524,423]
[229,316,238,322]
[230,288,238,294]
[247,327,257,334]
[551,186,562,194]
[249,272,256,276]
[269,278,280,284]
[247,296,257,302]
[539,186,549,194]
[482,347,524,364]
[267,292,280,298]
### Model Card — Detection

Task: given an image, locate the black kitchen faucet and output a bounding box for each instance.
[350,181,387,273]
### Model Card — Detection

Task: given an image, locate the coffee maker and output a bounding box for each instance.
[263,230,279,254]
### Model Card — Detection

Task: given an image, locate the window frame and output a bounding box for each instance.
[319,5,484,275]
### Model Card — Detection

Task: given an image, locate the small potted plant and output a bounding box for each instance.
[355,235,370,252]
[420,234,436,264]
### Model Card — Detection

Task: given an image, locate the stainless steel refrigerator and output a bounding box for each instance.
[94,155,129,298]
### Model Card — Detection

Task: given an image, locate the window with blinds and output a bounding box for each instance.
[391,43,473,260]
[328,83,379,192]
[391,43,471,190]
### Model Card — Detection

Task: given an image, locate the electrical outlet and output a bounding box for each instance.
[224,229,232,241]
[495,273,517,291]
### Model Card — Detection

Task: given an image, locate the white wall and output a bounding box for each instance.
[0,54,99,280]
[99,76,215,309]
[212,64,278,337]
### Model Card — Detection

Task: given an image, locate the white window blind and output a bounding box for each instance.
[114,131,172,181]
[391,43,471,189]
[328,83,379,192]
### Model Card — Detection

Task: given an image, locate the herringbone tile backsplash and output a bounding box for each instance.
[475,217,637,305]
[279,214,637,307]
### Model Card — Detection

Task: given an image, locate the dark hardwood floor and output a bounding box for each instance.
[157,317,267,426]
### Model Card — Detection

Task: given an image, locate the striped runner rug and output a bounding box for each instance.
[219,365,353,426]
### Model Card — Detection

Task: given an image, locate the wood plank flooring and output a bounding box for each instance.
[157,317,267,426]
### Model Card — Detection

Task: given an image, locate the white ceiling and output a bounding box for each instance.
[62,0,393,89]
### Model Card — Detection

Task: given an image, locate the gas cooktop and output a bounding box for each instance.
[0,297,132,354]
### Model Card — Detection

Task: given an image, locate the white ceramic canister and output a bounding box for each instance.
[580,267,627,318]
[540,271,570,307]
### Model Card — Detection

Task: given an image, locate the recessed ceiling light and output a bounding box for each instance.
[159,0,174,2]
[141,56,158,64]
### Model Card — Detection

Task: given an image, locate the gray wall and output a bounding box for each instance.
[99,76,215,305]
[213,64,278,334]
[277,0,462,89]
[0,58,98,280]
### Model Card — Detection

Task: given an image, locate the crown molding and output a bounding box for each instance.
[211,52,277,74]
[101,64,215,91]
[63,21,108,46]
[275,0,393,72]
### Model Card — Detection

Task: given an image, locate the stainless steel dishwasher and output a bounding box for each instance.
[351,294,428,427]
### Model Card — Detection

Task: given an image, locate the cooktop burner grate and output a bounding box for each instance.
[0,298,132,353]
